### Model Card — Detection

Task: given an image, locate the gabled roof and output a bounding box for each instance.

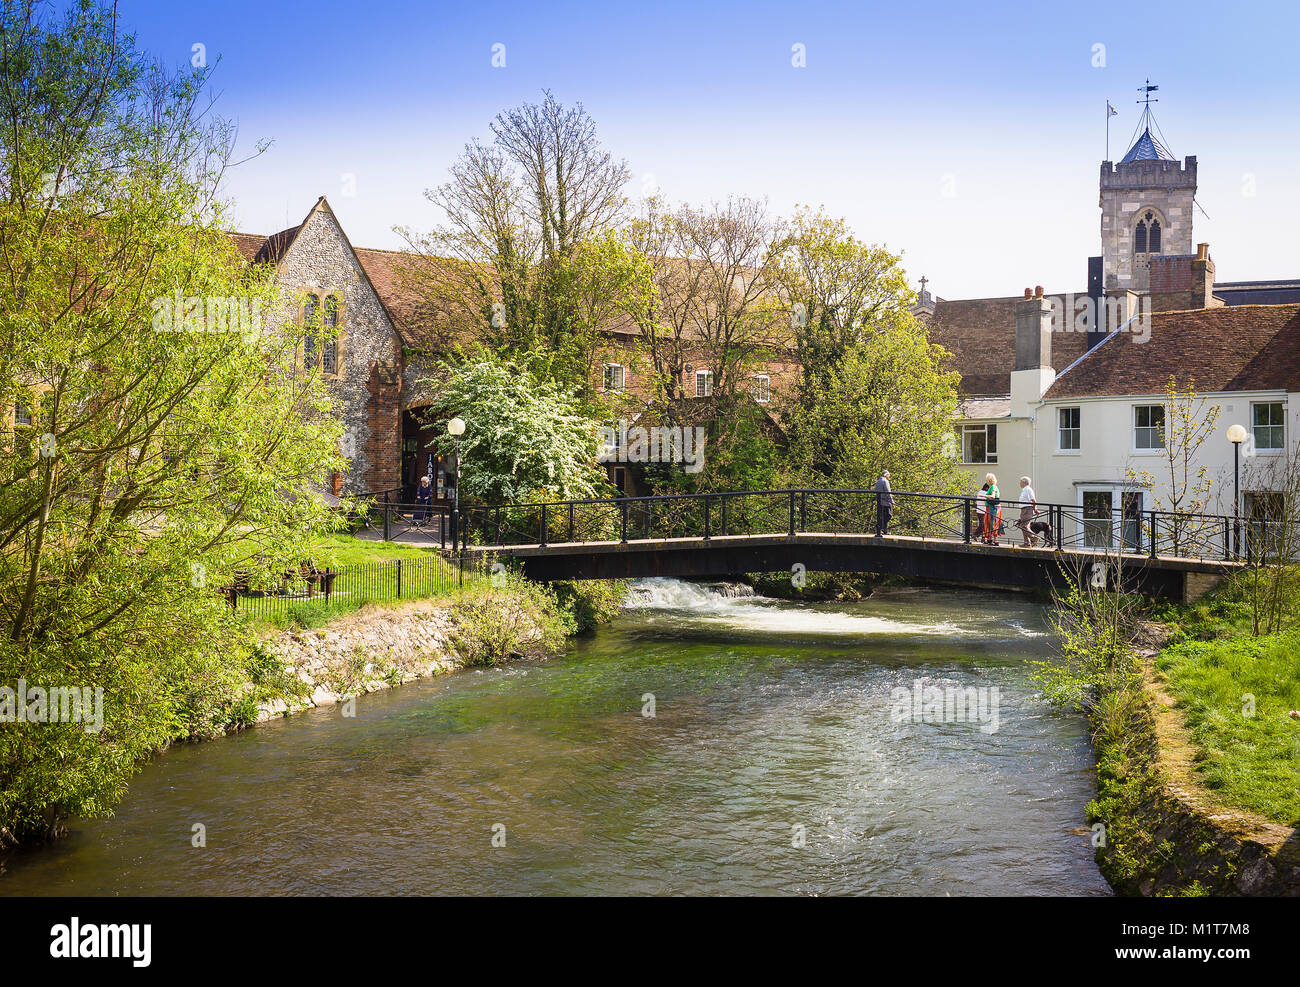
[927,294,1091,397]
[1120,127,1175,163]
[229,196,409,345]
[1043,304,1300,400]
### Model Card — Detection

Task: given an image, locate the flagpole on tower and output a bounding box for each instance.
[1106,100,1118,161]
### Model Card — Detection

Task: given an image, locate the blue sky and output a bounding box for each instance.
[115,0,1300,298]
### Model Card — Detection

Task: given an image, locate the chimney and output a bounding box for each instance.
[1015,287,1052,371]
[1192,243,1220,309]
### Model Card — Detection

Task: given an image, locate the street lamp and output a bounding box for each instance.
[448,417,465,553]
[1227,423,1247,558]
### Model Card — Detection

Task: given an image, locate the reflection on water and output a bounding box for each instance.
[0,581,1109,896]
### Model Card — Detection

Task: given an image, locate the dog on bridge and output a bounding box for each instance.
[1028,517,1054,548]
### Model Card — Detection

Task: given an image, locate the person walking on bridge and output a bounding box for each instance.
[1016,476,1038,547]
[874,470,894,538]
[981,473,1001,545]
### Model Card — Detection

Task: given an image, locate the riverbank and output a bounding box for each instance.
[0,574,621,854]
[214,574,623,733]
[1086,577,1300,896]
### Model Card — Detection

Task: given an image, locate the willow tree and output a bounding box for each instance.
[0,0,342,846]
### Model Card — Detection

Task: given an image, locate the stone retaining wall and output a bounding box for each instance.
[251,599,464,722]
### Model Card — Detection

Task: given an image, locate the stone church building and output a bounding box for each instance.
[228,197,798,504]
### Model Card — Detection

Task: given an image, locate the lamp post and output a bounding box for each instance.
[1227,423,1247,558]
[447,416,465,553]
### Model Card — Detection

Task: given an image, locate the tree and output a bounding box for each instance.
[784,323,965,495]
[1128,377,1220,552]
[397,92,631,387]
[0,0,342,845]
[775,207,915,412]
[419,355,609,505]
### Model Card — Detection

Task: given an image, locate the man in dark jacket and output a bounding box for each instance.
[874,470,894,537]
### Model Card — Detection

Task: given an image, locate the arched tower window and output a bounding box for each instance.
[1134,210,1162,255]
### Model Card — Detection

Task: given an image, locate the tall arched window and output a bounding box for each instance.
[321,295,339,374]
[303,293,319,368]
[1134,210,1161,255]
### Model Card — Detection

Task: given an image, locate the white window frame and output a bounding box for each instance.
[1251,401,1285,454]
[752,374,771,403]
[1057,406,1080,454]
[958,423,997,464]
[13,401,32,427]
[603,362,625,393]
[1076,485,1147,552]
[1133,404,1165,453]
[695,370,713,397]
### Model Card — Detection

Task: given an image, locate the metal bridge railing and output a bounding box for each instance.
[418,489,1250,564]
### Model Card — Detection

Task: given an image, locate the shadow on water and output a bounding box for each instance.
[0,581,1110,896]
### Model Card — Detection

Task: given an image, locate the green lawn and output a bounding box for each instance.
[1155,630,1300,825]
[241,534,491,632]
[304,533,444,567]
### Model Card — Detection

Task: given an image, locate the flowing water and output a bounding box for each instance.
[0,581,1109,896]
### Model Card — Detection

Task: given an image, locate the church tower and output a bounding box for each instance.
[1100,86,1197,292]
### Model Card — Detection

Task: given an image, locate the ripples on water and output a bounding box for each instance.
[0,580,1109,897]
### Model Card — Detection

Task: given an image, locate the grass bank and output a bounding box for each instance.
[1076,570,1300,895]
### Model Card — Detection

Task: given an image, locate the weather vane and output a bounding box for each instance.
[1137,79,1159,107]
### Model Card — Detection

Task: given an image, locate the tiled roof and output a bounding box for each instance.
[1043,304,1300,399]
[352,246,448,350]
[1120,127,1176,163]
[959,396,1011,419]
[928,294,1091,396]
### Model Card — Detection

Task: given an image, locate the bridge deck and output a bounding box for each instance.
[463,531,1240,601]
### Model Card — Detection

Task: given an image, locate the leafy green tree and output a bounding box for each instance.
[0,0,342,845]
[785,326,964,495]
[776,207,916,414]
[421,354,609,505]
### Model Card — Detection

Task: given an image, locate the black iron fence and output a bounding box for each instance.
[226,553,488,622]
[438,488,1250,563]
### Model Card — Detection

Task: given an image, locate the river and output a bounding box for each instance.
[0,581,1109,896]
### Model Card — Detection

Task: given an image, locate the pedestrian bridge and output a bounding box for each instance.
[431,488,1247,602]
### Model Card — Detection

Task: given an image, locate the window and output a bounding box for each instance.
[303,293,320,368]
[321,296,338,375]
[13,401,32,427]
[603,363,625,392]
[695,370,713,397]
[752,374,771,403]
[1246,491,1286,558]
[1134,404,1165,450]
[1058,407,1080,451]
[1252,402,1284,452]
[1082,490,1113,549]
[1134,210,1161,255]
[958,423,997,464]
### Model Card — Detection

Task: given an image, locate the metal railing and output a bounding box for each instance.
[224,553,486,621]
[434,488,1250,563]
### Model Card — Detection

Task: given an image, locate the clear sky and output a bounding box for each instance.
[110,0,1300,299]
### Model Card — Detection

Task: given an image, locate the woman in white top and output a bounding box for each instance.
[1017,476,1037,547]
